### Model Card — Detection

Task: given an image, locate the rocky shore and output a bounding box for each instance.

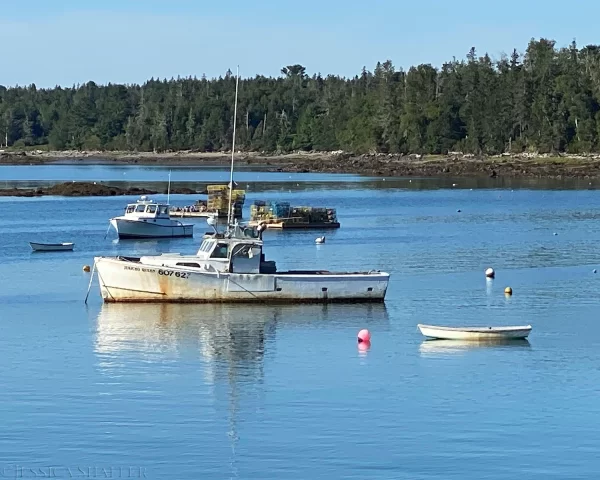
[0,182,198,197]
[2,149,600,179]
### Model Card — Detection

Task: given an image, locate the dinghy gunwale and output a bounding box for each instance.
[30,242,74,247]
[417,323,532,334]
[417,323,532,341]
[29,242,75,252]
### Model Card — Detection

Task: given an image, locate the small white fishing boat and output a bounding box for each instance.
[417,324,532,341]
[30,242,74,252]
[109,196,194,239]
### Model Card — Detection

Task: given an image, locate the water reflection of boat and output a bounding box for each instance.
[419,338,531,355]
[93,300,389,476]
[94,302,390,358]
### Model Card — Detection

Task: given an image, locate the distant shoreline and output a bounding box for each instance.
[2,149,600,179]
[0,181,202,197]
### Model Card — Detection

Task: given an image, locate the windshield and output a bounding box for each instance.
[210,243,229,259]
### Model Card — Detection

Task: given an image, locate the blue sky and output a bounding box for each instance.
[2,0,599,87]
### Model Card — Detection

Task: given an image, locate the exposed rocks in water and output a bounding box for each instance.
[255,153,600,180]
[0,182,198,197]
[47,183,155,196]
[3,149,600,179]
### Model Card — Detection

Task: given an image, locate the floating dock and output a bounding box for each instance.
[248,220,340,229]
[249,201,340,229]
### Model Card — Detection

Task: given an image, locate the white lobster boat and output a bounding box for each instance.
[93,219,389,303]
[92,68,390,304]
[109,196,194,239]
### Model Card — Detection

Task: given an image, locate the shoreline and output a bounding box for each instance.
[0,182,200,198]
[3,150,600,179]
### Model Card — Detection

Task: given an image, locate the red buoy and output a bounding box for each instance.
[357,329,371,343]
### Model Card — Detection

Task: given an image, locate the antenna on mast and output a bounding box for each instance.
[167,169,172,205]
[227,66,240,228]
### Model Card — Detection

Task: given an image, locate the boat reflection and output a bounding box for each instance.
[92,302,388,476]
[419,338,531,356]
[94,302,390,360]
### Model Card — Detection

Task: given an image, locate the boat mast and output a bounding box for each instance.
[167,169,172,205]
[227,66,240,228]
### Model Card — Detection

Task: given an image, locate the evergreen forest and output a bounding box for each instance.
[2,38,600,155]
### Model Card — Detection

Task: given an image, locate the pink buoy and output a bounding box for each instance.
[358,340,371,353]
[357,329,371,343]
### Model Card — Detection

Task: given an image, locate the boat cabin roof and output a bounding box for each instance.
[195,235,262,259]
[125,202,170,215]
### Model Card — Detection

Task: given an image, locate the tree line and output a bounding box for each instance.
[2,38,600,155]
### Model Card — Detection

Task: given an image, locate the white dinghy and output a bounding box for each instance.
[30,242,75,252]
[417,324,532,341]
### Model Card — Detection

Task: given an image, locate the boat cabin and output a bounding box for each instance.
[123,196,170,219]
[193,236,269,274]
[138,222,276,274]
[133,219,275,273]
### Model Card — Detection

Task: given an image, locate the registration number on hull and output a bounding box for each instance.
[123,265,189,279]
[158,269,190,279]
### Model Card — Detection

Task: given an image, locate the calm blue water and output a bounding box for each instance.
[1,173,600,479]
[0,164,367,183]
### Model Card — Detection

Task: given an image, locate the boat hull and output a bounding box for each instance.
[110,218,194,239]
[417,324,532,341]
[30,242,74,251]
[94,257,389,303]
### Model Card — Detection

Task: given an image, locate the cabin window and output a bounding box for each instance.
[158,206,168,215]
[146,205,157,214]
[135,205,146,212]
[210,243,229,258]
[126,206,135,213]
[176,262,200,268]
[200,240,213,252]
[232,244,258,258]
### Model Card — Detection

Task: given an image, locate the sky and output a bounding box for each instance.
[2,0,599,87]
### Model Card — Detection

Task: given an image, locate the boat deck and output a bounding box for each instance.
[112,256,383,276]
